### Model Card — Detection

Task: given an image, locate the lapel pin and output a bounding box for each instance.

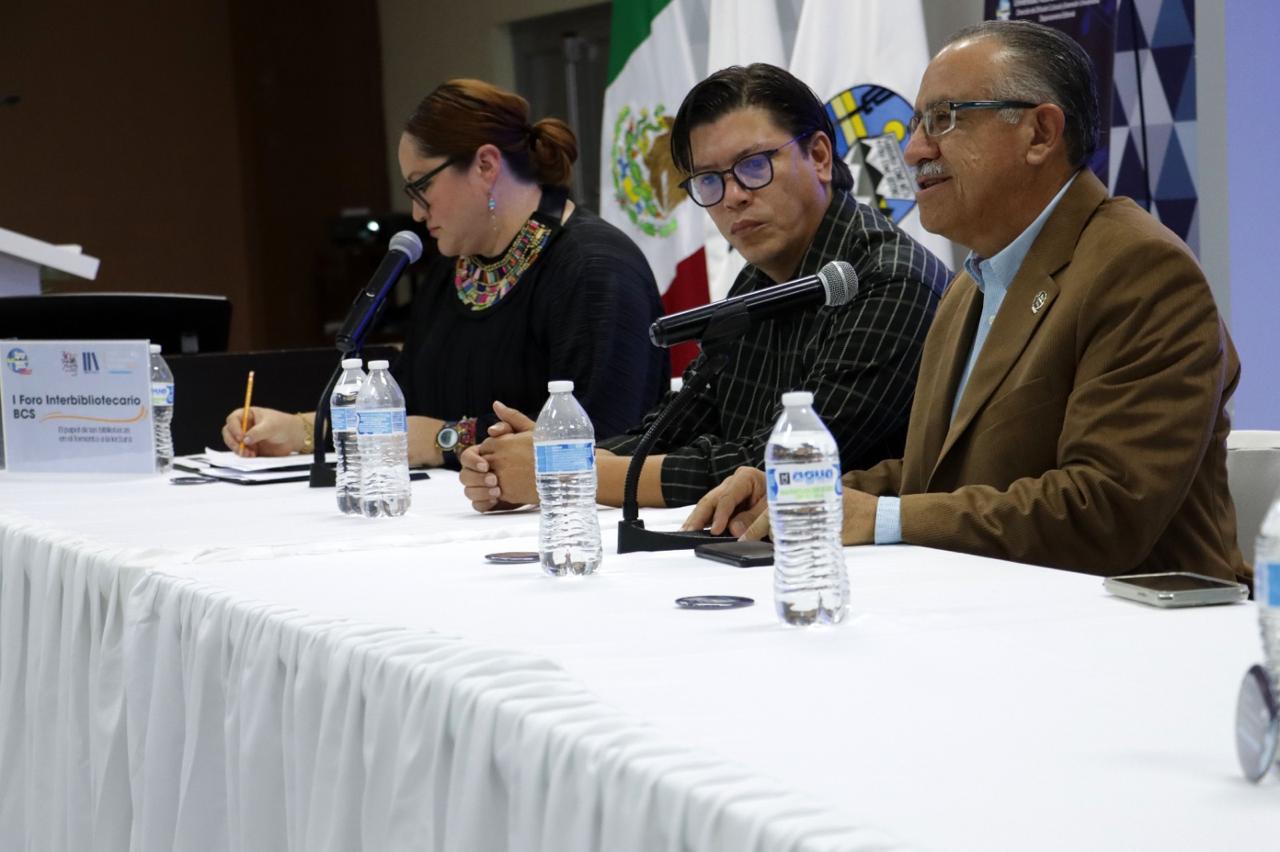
[1031,290,1048,314]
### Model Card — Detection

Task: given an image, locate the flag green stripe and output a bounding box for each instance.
[605,0,675,85]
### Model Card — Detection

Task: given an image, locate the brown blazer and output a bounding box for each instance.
[847,170,1249,582]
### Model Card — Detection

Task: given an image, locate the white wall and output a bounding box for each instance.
[377,0,603,209]
[1223,1,1279,428]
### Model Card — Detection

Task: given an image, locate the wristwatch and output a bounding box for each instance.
[435,417,477,456]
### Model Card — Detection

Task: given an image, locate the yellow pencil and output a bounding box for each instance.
[236,370,255,453]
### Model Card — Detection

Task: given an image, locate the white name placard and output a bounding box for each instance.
[1,340,156,473]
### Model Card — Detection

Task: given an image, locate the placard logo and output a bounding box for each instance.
[104,354,135,375]
[6,347,31,375]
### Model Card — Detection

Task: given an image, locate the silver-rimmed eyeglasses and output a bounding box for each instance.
[907,100,1038,138]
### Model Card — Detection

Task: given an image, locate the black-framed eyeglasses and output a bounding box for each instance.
[907,100,1038,138]
[402,157,458,208]
[678,133,809,208]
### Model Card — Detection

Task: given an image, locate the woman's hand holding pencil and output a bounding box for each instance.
[236,371,255,453]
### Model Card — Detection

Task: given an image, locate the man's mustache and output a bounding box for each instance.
[915,160,947,179]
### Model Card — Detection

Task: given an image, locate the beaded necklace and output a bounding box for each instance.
[453,217,553,310]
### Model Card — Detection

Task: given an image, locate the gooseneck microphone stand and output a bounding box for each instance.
[308,231,421,488]
[308,329,371,487]
[616,300,752,553]
[307,362,346,488]
[307,299,391,488]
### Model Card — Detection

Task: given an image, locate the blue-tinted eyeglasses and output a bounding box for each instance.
[679,134,809,207]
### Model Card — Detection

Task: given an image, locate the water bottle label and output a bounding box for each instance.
[357,407,407,436]
[151,382,174,406]
[331,407,356,432]
[766,461,843,504]
[1264,562,1280,608]
[534,439,595,474]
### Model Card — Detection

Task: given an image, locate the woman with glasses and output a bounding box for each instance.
[222,79,668,468]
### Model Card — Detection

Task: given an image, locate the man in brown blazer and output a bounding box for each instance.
[683,20,1249,583]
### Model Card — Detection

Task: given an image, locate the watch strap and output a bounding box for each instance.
[436,417,478,455]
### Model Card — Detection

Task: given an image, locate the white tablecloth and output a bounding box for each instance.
[2,470,1276,851]
[0,471,534,852]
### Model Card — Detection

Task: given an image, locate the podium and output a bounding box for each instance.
[0,226,100,295]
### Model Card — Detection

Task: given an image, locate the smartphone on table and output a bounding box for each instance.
[694,540,774,567]
[1104,572,1248,608]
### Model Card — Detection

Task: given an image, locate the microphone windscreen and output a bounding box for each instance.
[389,230,424,263]
[817,261,858,306]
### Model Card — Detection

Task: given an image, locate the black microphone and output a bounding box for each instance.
[649,260,859,348]
[335,230,423,352]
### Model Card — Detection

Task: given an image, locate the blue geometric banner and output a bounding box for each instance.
[1111,0,1199,254]
[985,0,1199,255]
[986,0,1119,184]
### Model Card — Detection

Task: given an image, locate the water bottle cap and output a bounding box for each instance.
[548,380,574,393]
[367,359,390,370]
[781,390,813,407]
[340,358,363,369]
[149,343,161,354]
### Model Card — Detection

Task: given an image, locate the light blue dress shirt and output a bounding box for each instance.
[873,174,1078,545]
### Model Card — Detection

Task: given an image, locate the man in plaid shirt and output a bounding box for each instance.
[459,64,950,516]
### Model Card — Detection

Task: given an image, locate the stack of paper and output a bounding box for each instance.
[172,449,336,485]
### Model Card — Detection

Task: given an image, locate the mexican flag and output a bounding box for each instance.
[601,0,708,375]
[790,0,955,268]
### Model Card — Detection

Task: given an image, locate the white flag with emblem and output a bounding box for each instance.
[703,0,788,302]
[790,0,955,268]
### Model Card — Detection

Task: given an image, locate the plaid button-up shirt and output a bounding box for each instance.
[599,189,951,507]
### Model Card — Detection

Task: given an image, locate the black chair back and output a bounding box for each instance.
[166,346,398,456]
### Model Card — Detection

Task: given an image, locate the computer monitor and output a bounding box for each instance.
[0,292,232,353]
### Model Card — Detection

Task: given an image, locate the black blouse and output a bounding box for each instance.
[392,204,669,441]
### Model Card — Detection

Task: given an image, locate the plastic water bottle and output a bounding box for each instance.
[355,360,410,517]
[149,344,175,472]
[331,357,365,514]
[1257,498,1280,700]
[533,380,601,576]
[765,390,848,626]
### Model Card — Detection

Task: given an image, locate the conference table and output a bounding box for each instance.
[1,468,1274,851]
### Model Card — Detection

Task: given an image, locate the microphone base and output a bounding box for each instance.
[309,463,336,488]
[617,518,731,554]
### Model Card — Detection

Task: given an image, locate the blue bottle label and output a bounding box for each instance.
[1264,562,1280,608]
[151,382,174,406]
[765,461,843,505]
[534,439,595,474]
[331,407,355,432]
[357,407,406,436]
